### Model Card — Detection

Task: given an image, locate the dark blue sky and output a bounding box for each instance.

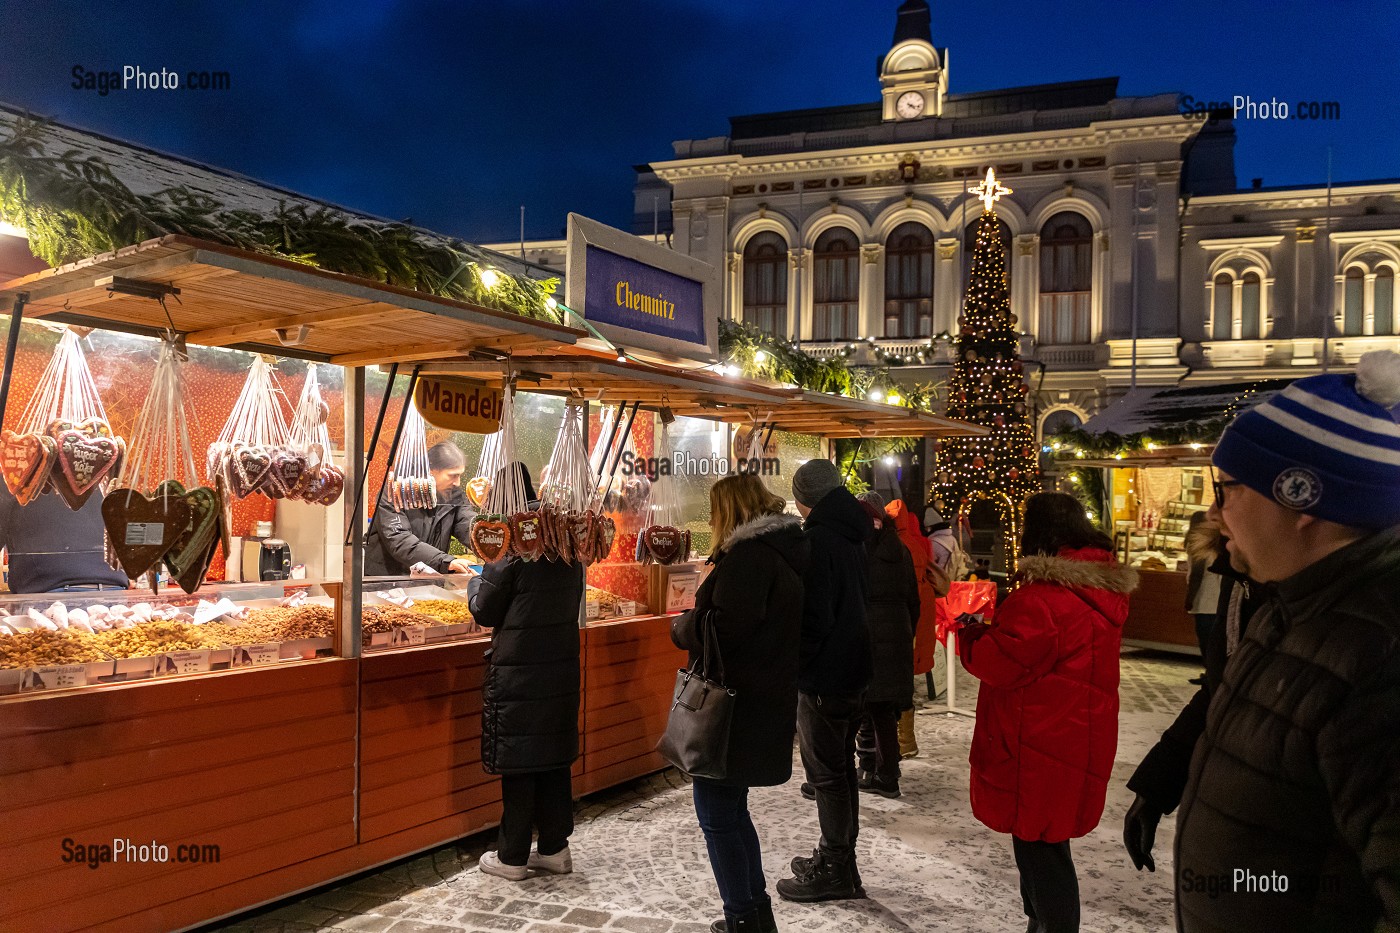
[1,0,1394,243]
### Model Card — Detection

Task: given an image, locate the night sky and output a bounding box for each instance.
[2,0,1395,244]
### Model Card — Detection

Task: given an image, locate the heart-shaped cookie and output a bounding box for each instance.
[164,485,221,580]
[101,488,192,580]
[230,444,272,499]
[206,441,231,486]
[596,515,617,562]
[511,512,544,560]
[315,464,345,505]
[471,518,512,563]
[1,430,56,505]
[644,525,683,565]
[465,476,492,510]
[54,430,120,510]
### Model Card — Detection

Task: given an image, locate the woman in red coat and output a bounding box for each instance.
[958,493,1137,933]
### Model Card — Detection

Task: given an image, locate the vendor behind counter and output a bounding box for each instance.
[364,442,477,577]
[0,483,129,593]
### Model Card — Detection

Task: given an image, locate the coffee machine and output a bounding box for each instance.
[241,538,292,581]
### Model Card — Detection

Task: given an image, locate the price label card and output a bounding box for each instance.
[21,664,88,691]
[124,522,165,546]
[390,626,427,646]
[232,643,280,667]
[665,575,699,613]
[157,650,211,676]
[617,600,638,617]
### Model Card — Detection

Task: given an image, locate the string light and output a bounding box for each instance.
[480,268,501,289]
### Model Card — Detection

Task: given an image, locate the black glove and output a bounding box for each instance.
[1123,794,1162,872]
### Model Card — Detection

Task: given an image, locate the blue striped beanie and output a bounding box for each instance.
[1212,350,1400,529]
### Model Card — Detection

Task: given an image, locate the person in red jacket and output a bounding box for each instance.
[884,498,943,758]
[958,492,1137,933]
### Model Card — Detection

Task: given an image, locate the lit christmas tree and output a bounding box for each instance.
[932,168,1040,557]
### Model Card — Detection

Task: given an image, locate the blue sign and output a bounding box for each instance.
[584,244,706,348]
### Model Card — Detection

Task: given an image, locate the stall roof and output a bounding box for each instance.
[0,235,585,363]
[1081,378,1295,437]
[417,353,986,439]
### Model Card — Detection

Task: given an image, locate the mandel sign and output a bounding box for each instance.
[413,377,504,434]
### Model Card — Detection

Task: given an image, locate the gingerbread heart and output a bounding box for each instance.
[46,418,75,440]
[230,444,272,499]
[206,441,231,487]
[214,473,234,561]
[471,518,512,562]
[572,513,594,564]
[644,525,683,565]
[314,464,345,506]
[465,476,492,510]
[597,515,617,562]
[511,512,544,560]
[101,488,192,580]
[164,485,220,580]
[1,430,55,505]
[53,430,120,510]
[75,417,113,438]
[172,531,219,595]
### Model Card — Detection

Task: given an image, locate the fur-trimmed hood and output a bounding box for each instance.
[724,512,802,548]
[1186,516,1225,565]
[1018,548,1139,594]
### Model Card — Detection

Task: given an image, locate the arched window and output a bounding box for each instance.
[812,228,859,341]
[1212,273,1233,341]
[1377,268,1395,335]
[1038,212,1092,344]
[1241,272,1261,340]
[742,232,787,334]
[1038,409,1082,475]
[963,216,1012,295]
[884,222,934,338]
[1344,267,1365,336]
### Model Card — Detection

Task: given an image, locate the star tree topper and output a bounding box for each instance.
[971,167,1012,213]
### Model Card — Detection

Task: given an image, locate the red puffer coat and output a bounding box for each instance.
[886,500,941,674]
[959,547,1136,842]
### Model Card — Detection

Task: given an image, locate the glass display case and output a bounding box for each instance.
[0,580,339,694]
[360,573,483,649]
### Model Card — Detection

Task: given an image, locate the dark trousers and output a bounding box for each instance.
[693,779,769,919]
[1193,613,1214,660]
[855,701,902,783]
[796,690,863,863]
[1012,836,1080,932]
[497,767,574,866]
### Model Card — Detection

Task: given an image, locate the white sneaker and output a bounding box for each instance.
[527,845,573,875]
[478,850,528,881]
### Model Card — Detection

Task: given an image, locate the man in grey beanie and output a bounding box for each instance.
[777,459,875,903]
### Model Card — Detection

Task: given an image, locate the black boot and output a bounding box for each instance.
[776,852,863,903]
[861,775,901,799]
[789,848,863,895]
[753,901,779,932]
[799,782,815,800]
[708,910,778,932]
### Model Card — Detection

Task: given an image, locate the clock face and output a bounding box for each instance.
[896,91,925,119]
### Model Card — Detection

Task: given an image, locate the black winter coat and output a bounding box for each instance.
[1128,554,1265,814]
[799,487,872,697]
[468,544,586,775]
[864,519,920,708]
[671,513,809,787]
[364,487,475,577]
[1175,528,1400,933]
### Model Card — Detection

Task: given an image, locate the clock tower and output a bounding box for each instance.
[879,0,947,121]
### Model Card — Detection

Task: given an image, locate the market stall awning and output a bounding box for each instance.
[417,353,985,439]
[1081,378,1294,437]
[0,235,585,363]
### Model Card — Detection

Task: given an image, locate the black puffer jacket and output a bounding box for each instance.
[864,518,920,708]
[1175,527,1400,932]
[468,543,586,775]
[364,487,475,576]
[672,513,809,787]
[799,487,872,697]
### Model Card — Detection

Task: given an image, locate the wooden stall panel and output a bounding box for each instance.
[0,659,358,932]
[1123,569,1198,651]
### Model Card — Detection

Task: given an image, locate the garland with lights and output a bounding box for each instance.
[0,114,559,319]
[931,170,1040,530]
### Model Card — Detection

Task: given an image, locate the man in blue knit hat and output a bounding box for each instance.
[1173,350,1400,933]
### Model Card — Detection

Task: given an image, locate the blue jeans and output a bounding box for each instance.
[692,778,769,920]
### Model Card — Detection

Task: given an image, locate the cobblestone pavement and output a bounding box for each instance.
[209,649,1200,933]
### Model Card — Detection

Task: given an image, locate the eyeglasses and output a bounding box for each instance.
[1212,470,1242,505]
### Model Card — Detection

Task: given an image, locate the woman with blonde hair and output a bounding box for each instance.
[672,472,810,933]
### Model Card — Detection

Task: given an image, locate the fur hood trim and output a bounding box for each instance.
[1019,552,1138,594]
[1186,518,1224,565]
[725,512,802,548]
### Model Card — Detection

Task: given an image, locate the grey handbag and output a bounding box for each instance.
[656,609,737,779]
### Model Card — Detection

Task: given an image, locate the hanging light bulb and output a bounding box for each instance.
[754,350,768,364]
[887,392,902,406]
[868,388,885,402]
[480,268,501,289]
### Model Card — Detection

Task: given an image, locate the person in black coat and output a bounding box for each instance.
[671,473,809,933]
[364,442,476,577]
[777,458,873,904]
[0,483,128,592]
[852,492,919,799]
[468,463,586,882]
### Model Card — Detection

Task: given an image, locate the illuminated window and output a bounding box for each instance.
[742,232,787,334]
[884,222,934,338]
[1038,212,1092,345]
[813,228,859,341]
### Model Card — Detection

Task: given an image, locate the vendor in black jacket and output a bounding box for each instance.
[777,458,873,905]
[364,442,476,576]
[1171,350,1400,933]
[468,462,586,883]
[0,483,128,592]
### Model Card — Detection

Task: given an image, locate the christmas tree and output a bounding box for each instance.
[932,169,1040,556]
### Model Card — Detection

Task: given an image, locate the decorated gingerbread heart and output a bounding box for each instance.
[101,488,192,580]
[314,464,345,506]
[1,430,55,505]
[53,430,120,510]
[511,512,545,560]
[596,515,618,562]
[164,485,220,581]
[229,444,272,499]
[471,518,512,562]
[643,525,683,565]
[465,476,492,510]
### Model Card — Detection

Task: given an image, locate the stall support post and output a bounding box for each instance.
[943,629,975,718]
[342,366,366,658]
[0,292,28,427]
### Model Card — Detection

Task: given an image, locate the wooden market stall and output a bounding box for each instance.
[0,235,982,932]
